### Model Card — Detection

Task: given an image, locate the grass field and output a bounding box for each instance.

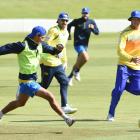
[0,33,140,140]
[0,0,140,19]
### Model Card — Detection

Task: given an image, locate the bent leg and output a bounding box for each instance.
[75,51,89,70]
[68,45,89,78]
[36,87,64,116]
[108,65,129,117]
[68,51,89,78]
[125,69,140,95]
[40,64,54,89]
[1,93,29,114]
[36,87,76,127]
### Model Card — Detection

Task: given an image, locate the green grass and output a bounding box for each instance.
[0,33,140,140]
[0,0,140,18]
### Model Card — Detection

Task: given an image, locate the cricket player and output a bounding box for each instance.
[0,26,75,126]
[67,8,99,86]
[107,10,140,121]
[40,13,77,114]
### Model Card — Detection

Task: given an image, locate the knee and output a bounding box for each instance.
[84,55,89,62]
[86,55,90,61]
[126,82,140,95]
[129,89,140,95]
[40,82,49,89]
[47,93,55,103]
[60,78,69,87]
[112,88,123,97]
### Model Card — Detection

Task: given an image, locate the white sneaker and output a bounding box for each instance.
[73,71,80,81]
[0,111,3,119]
[68,78,73,86]
[107,114,115,122]
[64,116,75,127]
[62,104,77,114]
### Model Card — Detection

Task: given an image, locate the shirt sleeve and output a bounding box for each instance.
[67,19,76,38]
[117,33,133,61]
[91,20,99,35]
[42,42,61,55]
[0,42,25,55]
[45,28,59,44]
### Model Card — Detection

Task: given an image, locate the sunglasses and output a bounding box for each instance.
[61,19,68,22]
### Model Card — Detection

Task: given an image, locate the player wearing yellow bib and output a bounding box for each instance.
[0,26,75,126]
[40,13,77,114]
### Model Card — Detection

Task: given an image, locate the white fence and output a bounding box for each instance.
[0,19,130,33]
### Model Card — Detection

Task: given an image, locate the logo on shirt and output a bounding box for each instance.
[78,35,85,40]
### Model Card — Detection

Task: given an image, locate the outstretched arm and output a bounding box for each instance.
[0,42,25,55]
[42,42,63,55]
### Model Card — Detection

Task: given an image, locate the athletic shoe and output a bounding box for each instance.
[64,117,75,127]
[73,71,80,81]
[107,114,115,122]
[68,78,73,86]
[0,111,3,119]
[62,104,77,114]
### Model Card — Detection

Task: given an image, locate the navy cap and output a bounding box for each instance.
[28,26,46,38]
[128,10,140,21]
[82,8,90,14]
[58,12,69,21]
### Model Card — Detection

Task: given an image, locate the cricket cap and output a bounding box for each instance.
[28,26,46,38]
[128,10,140,21]
[82,8,90,14]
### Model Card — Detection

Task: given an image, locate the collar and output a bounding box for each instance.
[24,37,38,50]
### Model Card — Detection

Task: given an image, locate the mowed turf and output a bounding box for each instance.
[0,0,140,19]
[0,33,140,140]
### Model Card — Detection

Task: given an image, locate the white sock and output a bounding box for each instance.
[0,111,3,118]
[61,113,69,119]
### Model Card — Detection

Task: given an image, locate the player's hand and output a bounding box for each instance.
[88,24,94,29]
[56,44,64,51]
[131,57,140,64]
[54,44,64,54]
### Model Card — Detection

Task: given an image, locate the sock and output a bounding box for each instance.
[74,68,79,73]
[0,111,3,119]
[68,71,73,78]
[61,113,69,119]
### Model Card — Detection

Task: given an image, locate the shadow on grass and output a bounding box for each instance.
[11,118,106,123]
[128,130,140,132]
[0,131,63,135]
[0,85,16,88]
[0,132,40,135]
[76,119,107,122]
[7,113,51,117]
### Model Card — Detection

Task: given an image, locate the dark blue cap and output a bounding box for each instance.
[82,8,90,14]
[28,26,46,38]
[128,10,140,21]
[58,12,69,21]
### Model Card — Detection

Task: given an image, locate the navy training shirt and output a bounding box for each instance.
[68,17,99,46]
